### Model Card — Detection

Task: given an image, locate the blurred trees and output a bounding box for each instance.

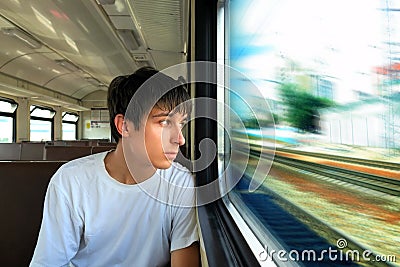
[279,83,334,132]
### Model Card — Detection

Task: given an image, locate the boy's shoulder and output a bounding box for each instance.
[159,161,194,187]
[170,161,191,173]
[162,161,191,178]
[60,152,106,171]
[50,152,107,187]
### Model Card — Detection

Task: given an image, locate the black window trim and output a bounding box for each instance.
[62,111,79,122]
[194,0,261,266]
[30,105,55,117]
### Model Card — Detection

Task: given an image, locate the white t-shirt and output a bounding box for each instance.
[30,152,198,267]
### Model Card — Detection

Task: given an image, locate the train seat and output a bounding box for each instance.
[0,161,65,267]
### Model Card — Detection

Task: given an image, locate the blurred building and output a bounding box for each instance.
[320,94,400,149]
[373,63,400,96]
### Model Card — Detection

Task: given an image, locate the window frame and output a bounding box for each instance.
[194,0,261,266]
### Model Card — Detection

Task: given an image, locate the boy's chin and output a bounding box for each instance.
[153,160,173,169]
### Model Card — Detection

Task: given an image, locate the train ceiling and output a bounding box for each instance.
[0,0,189,111]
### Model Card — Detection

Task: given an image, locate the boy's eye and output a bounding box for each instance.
[160,119,170,126]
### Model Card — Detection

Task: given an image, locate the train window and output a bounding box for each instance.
[0,98,17,143]
[222,0,400,266]
[62,112,79,140]
[30,105,55,141]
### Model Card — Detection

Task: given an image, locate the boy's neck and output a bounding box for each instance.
[104,143,156,185]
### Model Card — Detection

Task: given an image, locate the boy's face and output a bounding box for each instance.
[125,106,187,170]
[145,107,187,169]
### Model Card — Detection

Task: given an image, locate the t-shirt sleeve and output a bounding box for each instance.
[170,173,199,252]
[30,170,83,267]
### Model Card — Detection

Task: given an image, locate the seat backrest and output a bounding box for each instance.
[0,143,21,160]
[52,140,67,146]
[97,141,117,147]
[91,145,116,154]
[20,142,46,160]
[0,161,65,267]
[64,140,90,146]
[44,145,92,160]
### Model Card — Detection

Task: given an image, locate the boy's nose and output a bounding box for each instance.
[172,127,185,146]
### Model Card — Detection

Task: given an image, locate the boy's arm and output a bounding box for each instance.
[169,173,199,267]
[171,242,200,267]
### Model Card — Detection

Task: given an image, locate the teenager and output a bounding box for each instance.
[30,67,199,267]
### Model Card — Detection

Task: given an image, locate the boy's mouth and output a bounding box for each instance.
[164,152,178,160]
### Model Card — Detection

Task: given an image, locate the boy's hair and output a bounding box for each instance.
[107,66,191,142]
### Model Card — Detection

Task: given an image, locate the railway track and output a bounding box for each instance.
[232,135,400,171]
[276,147,400,171]
[245,144,400,197]
[273,154,400,197]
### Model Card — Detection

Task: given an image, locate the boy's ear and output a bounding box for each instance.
[114,114,129,137]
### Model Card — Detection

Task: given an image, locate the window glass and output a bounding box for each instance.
[30,119,52,141]
[224,0,399,265]
[30,105,54,141]
[62,122,77,140]
[0,116,13,143]
[62,112,78,140]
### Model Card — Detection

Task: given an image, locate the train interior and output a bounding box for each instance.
[0,0,399,266]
